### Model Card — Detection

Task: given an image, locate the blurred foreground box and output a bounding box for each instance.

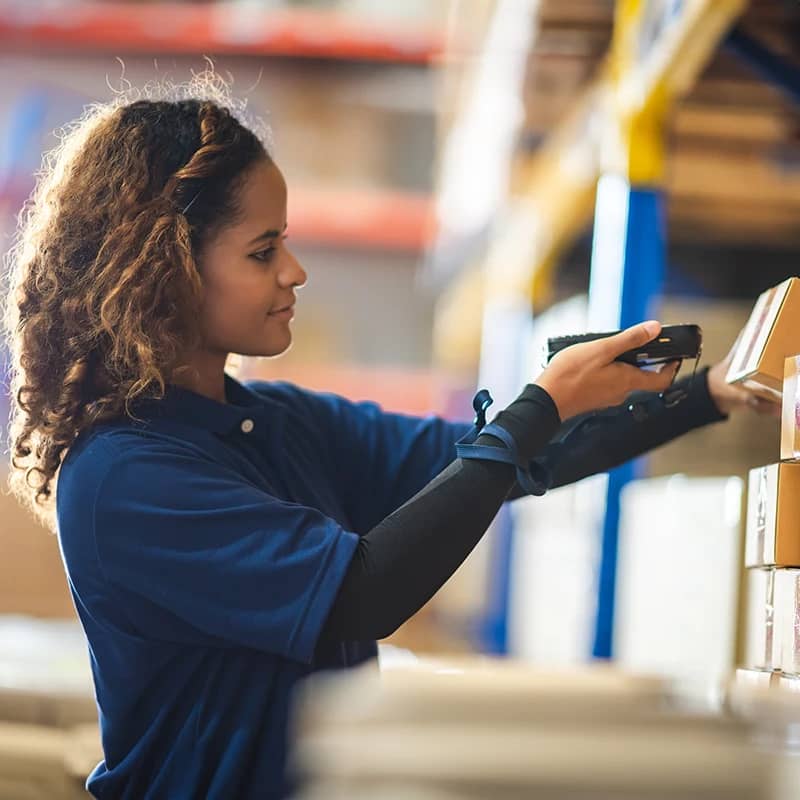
[0,611,99,798]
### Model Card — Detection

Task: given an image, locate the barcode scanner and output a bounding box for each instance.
[546,323,703,413]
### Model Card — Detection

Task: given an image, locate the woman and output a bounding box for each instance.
[4,77,775,799]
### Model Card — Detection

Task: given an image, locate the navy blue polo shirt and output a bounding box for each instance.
[56,374,471,799]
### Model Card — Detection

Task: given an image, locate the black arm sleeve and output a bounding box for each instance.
[507,366,727,499]
[317,385,560,646]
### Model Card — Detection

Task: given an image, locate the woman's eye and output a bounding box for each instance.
[251,246,276,263]
[251,233,287,263]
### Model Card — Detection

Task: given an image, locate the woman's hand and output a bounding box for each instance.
[535,321,680,421]
[707,334,782,418]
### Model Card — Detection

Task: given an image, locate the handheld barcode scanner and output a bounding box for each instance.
[546,324,703,410]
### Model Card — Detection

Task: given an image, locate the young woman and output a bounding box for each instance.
[4,78,775,799]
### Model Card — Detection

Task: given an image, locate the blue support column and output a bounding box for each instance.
[588,177,666,659]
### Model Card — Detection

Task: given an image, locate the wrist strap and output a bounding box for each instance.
[455,390,547,496]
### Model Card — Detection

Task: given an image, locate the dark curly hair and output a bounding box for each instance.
[3,73,270,528]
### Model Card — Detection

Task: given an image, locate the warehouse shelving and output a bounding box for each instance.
[0,2,445,252]
[0,177,434,253]
[431,0,797,657]
[0,2,445,63]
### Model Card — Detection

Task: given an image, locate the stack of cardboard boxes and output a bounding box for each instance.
[770,350,800,692]
[727,278,800,692]
[740,462,800,691]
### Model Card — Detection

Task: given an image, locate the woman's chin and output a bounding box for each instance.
[247,338,292,359]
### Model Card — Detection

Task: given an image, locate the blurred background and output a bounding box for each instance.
[0,0,799,758]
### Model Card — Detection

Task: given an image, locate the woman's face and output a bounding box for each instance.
[196,158,306,360]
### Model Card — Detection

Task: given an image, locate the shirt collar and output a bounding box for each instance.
[132,373,279,437]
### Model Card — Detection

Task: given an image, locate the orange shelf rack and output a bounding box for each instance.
[0,179,435,252]
[0,2,445,63]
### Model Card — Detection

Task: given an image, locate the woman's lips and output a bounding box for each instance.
[268,305,295,320]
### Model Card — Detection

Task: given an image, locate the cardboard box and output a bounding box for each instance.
[0,688,96,730]
[726,276,800,398]
[734,667,779,689]
[745,463,800,567]
[0,722,89,799]
[744,567,777,670]
[774,568,800,676]
[782,355,800,460]
[63,723,102,790]
[779,674,800,693]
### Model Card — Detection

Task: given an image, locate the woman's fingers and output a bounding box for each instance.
[612,360,679,395]
[596,320,661,362]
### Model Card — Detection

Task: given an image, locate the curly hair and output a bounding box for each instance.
[3,71,270,529]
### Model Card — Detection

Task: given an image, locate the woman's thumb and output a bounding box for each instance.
[599,321,661,360]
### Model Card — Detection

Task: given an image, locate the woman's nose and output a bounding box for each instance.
[279,248,307,288]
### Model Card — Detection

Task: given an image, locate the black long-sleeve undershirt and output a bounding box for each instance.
[508,366,726,497]
[318,384,560,646]
[318,368,726,649]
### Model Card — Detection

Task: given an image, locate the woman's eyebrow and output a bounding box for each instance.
[247,222,288,246]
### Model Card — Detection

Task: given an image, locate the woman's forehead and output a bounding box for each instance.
[239,160,286,215]
[226,159,287,239]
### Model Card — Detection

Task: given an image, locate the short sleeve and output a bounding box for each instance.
[92,440,359,663]
[253,382,472,532]
[334,402,472,529]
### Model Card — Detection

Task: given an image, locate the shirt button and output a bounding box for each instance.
[240,419,255,434]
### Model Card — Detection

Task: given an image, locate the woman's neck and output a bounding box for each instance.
[171,351,229,403]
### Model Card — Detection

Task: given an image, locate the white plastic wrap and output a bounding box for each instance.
[745,567,777,670]
[774,568,800,676]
